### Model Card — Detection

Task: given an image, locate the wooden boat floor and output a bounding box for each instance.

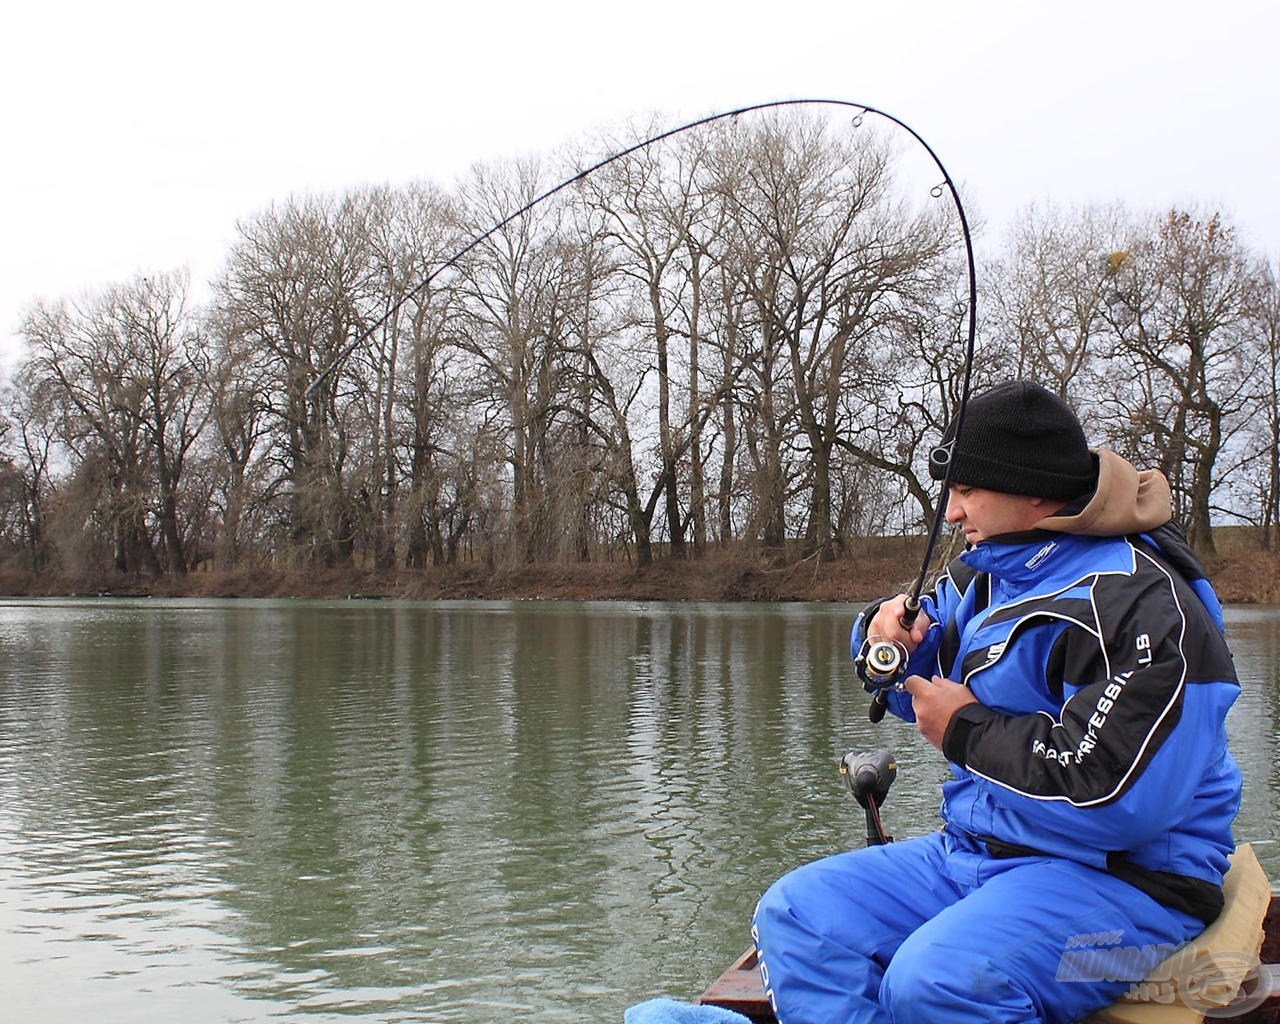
[700,887,1280,1024]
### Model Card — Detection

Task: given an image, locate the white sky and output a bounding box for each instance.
[2,0,1276,372]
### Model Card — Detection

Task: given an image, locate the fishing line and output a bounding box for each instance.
[306,97,977,619]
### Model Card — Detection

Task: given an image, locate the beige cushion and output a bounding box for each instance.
[1084,843,1269,1024]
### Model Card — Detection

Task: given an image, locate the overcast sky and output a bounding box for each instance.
[2,0,1275,370]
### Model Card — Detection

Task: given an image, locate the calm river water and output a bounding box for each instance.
[1,598,1277,1023]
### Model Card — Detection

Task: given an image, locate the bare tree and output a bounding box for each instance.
[0,371,58,570]
[117,273,210,573]
[584,124,725,559]
[20,271,206,574]
[1240,259,1280,549]
[204,304,276,569]
[709,113,957,559]
[218,195,377,566]
[451,159,579,564]
[1098,210,1257,552]
[380,183,469,568]
[985,203,1128,398]
[6,111,1280,585]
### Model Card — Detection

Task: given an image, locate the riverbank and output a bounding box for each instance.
[2,545,1278,604]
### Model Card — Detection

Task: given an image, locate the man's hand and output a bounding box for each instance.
[866,594,933,653]
[903,674,978,750]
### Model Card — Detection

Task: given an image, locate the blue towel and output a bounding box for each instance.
[624,997,755,1024]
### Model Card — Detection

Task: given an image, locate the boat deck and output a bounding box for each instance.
[699,889,1280,1024]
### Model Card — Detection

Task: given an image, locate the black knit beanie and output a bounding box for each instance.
[927,380,1097,499]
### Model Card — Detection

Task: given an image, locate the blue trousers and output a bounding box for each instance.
[751,828,1203,1024]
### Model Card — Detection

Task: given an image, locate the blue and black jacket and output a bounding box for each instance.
[852,451,1242,923]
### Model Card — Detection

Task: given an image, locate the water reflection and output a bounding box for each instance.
[1223,607,1280,878]
[0,598,1275,1023]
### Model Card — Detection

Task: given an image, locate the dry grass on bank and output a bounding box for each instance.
[1,539,1277,606]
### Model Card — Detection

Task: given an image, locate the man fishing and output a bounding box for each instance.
[751,380,1242,1024]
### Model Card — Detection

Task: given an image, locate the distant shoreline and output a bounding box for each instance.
[2,547,1277,606]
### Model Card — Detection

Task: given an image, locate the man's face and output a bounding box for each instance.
[944,485,1058,544]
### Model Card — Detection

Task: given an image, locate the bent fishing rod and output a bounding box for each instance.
[305,99,978,716]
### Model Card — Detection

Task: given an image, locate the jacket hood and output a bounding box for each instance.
[1037,449,1172,537]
